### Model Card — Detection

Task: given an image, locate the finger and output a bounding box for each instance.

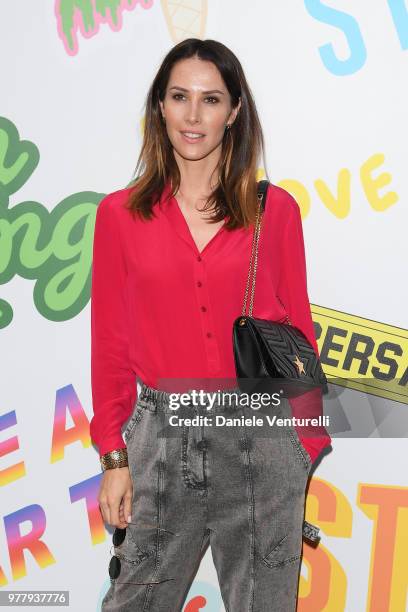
[123,491,132,525]
[110,498,128,529]
[99,501,110,526]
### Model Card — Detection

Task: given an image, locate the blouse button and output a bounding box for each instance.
[201,306,207,312]
[197,281,202,287]
[197,255,202,262]
[206,332,212,338]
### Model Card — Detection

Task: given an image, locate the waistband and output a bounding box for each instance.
[137,381,246,414]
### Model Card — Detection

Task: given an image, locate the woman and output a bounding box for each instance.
[91,38,331,612]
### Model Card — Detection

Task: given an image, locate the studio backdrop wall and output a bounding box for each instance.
[1,1,407,611]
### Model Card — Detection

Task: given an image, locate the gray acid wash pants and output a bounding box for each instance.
[101,381,321,612]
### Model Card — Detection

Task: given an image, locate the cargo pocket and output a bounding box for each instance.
[111,526,151,568]
[261,530,302,569]
[261,519,321,569]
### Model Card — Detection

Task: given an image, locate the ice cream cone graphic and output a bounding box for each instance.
[161,0,207,42]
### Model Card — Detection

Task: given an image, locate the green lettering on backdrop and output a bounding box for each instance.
[0,116,103,329]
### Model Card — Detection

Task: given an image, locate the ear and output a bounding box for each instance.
[228,96,241,126]
[159,100,165,119]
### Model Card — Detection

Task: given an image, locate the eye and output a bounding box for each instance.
[171,94,220,104]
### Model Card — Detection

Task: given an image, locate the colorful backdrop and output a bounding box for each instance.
[1,1,407,611]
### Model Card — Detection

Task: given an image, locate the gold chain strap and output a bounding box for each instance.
[242,192,263,316]
[241,189,292,325]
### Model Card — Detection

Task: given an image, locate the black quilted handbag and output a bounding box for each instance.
[232,180,328,397]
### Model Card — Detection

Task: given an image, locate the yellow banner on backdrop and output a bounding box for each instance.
[311,305,408,405]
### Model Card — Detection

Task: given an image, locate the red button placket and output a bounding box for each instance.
[195,254,220,374]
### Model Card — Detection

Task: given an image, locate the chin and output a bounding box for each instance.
[173,146,213,161]
[179,152,211,162]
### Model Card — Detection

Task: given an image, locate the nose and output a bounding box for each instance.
[185,99,201,124]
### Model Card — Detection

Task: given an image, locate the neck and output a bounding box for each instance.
[172,146,221,208]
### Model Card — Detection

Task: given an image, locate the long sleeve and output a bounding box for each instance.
[89,193,137,457]
[276,195,319,356]
[276,194,331,464]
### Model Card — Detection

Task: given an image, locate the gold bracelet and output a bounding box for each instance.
[100,448,129,471]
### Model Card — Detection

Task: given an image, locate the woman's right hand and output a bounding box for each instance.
[98,466,133,529]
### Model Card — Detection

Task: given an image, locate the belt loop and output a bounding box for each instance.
[139,382,158,411]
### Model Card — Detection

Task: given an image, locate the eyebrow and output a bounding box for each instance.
[169,86,225,95]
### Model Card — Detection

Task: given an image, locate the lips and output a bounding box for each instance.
[180,131,205,143]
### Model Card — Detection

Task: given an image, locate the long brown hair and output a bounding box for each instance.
[125,38,268,230]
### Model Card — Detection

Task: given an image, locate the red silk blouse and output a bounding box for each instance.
[90,180,332,462]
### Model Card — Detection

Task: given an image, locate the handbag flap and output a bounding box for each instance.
[248,317,327,389]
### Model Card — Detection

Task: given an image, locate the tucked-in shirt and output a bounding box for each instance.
[90,180,332,461]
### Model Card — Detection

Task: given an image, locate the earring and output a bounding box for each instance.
[225,124,231,130]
